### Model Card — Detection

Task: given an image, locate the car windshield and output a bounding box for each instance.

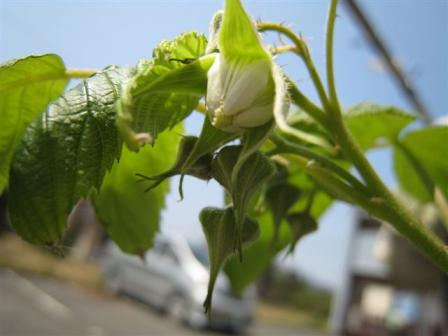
[190,244,209,268]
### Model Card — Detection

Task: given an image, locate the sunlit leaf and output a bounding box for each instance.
[93,128,181,255]
[8,67,130,244]
[0,54,68,192]
[118,32,213,149]
[394,126,448,202]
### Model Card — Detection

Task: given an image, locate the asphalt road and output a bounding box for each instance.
[0,269,319,336]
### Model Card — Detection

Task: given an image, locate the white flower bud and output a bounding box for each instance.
[206,54,274,132]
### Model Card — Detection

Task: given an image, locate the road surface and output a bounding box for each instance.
[0,269,321,336]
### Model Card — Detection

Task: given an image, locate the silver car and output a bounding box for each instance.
[99,234,256,332]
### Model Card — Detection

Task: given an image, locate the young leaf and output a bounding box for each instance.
[212,145,276,254]
[345,103,415,150]
[286,211,318,253]
[0,54,69,192]
[265,182,301,244]
[224,167,333,294]
[178,115,235,198]
[118,32,214,149]
[199,206,259,313]
[8,66,131,244]
[394,126,448,202]
[137,136,213,194]
[93,128,181,255]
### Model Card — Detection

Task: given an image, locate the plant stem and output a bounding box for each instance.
[257,22,331,112]
[326,0,341,109]
[270,133,369,195]
[325,0,448,271]
[286,79,328,126]
[65,69,97,78]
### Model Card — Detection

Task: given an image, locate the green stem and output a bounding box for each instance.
[326,0,341,109]
[65,69,97,78]
[286,79,328,126]
[324,0,448,271]
[257,22,331,112]
[270,133,369,195]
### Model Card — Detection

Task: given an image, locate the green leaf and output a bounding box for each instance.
[224,165,332,293]
[394,126,448,202]
[8,66,130,244]
[93,128,181,255]
[265,182,301,243]
[137,136,213,194]
[178,115,235,198]
[211,145,276,254]
[118,32,213,150]
[0,54,68,192]
[345,103,415,150]
[220,0,269,60]
[286,211,318,253]
[223,212,290,294]
[199,206,259,313]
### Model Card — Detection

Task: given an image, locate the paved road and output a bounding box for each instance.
[0,269,319,336]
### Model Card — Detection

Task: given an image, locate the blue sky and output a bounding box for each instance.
[1,0,446,289]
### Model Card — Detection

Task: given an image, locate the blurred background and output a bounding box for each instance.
[0,0,447,335]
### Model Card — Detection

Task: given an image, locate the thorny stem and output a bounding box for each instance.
[324,0,448,271]
[270,133,370,196]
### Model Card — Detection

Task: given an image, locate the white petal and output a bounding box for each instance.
[233,103,273,128]
[206,54,224,116]
[222,58,271,116]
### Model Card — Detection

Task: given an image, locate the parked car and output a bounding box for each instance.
[99,234,256,332]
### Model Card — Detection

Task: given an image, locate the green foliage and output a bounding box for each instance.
[118,32,212,150]
[8,67,130,244]
[224,165,333,293]
[93,128,181,255]
[2,0,447,315]
[211,144,276,254]
[199,206,259,313]
[0,54,68,192]
[137,136,213,195]
[345,103,415,150]
[265,182,301,244]
[394,126,448,202]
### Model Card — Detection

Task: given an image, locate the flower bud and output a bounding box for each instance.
[206,53,275,133]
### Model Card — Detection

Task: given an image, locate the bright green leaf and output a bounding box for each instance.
[93,128,181,255]
[118,32,213,149]
[345,103,415,150]
[0,54,68,192]
[8,66,130,244]
[394,126,448,202]
[199,206,259,313]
